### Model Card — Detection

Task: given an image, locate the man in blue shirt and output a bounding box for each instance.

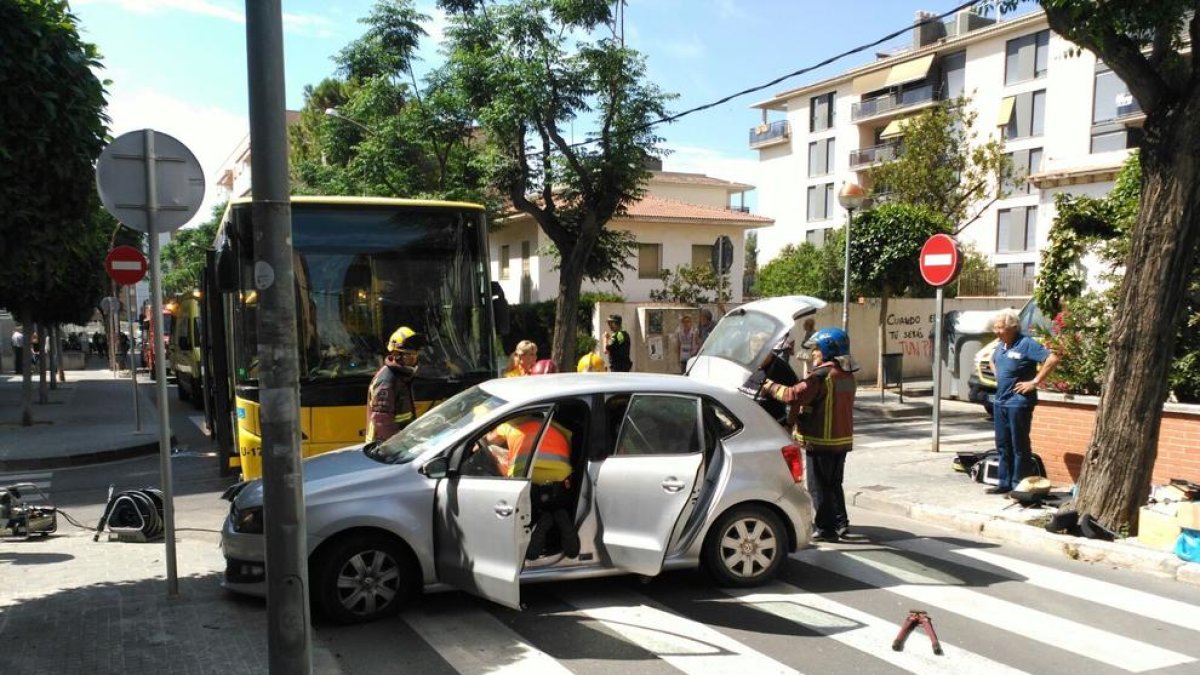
[988,307,1060,494]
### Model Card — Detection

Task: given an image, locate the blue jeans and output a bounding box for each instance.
[994,404,1034,490]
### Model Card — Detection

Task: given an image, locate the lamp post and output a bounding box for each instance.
[324,107,374,134]
[837,181,867,331]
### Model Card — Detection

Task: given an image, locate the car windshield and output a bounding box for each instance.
[368,385,506,464]
[695,310,783,369]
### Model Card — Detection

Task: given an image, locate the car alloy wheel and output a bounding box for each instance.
[314,533,414,624]
[702,505,787,587]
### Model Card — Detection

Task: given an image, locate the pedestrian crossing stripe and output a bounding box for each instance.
[904,542,1200,634]
[794,549,1195,672]
[402,605,572,674]
[722,581,1031,674]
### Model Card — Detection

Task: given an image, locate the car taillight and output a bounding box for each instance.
[781,444,804,483]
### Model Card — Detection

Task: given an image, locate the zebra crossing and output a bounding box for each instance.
[855,415,995,449]
[360,540,1200,675]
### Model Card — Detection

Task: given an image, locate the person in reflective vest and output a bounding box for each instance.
[761,326,857,543]
[366,326,427,443]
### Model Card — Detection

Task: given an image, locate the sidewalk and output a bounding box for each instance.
[0,360,164,471]
[1,371,1198,674]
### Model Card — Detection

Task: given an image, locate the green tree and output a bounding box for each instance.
[992,0,1200,533]
[848,203,953,387]
[869,96,1011,226]
[161,202,225,296]
[754,233,846,301]
[743,231,759,298]
[650,264,722,305]
[439,0,673,370]
[0,0,109,424]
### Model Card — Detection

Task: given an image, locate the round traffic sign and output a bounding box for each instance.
[95,129,205,233]
[919,234,962,287]
[105,245,149,286]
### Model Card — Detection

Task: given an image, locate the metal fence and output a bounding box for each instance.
[956,266,1035,297]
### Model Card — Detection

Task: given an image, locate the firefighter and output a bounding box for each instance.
[365,326,427,443]
[760,327,858,542]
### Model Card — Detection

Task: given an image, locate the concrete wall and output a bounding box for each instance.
[1032,395,1200,486]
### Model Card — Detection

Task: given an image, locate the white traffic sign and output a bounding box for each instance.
[96,130,205,233]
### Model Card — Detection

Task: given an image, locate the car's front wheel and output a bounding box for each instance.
[702,505,787,587]
[312,532,416,624]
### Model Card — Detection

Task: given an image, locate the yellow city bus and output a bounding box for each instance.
[203,197,507,478]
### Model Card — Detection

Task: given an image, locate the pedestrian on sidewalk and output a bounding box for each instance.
[674,313,700,374]
[603,315,632,372]
[760,327,858,542]
[987,308,1060,495]
[10,327,23,373]
[366,326,426,443]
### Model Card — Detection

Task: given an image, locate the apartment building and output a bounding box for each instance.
[748,9,1142,296]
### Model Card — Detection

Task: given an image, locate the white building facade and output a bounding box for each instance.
[748,9,1141,296]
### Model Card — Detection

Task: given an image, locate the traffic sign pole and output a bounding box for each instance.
[919,234,962,454]
[144,129,179,595]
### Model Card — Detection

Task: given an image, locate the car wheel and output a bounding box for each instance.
[702,505,787,588]
[313,533,415,624]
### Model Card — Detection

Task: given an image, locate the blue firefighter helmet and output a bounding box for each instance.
[804,327,850,359]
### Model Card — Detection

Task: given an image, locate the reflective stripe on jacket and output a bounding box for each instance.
[767,363,856,452]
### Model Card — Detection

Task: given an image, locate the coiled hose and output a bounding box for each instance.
[98,487,165,540]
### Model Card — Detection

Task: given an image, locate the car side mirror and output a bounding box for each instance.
[420,456,451,479]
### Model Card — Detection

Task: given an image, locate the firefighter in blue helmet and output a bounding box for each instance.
[761,326,858,542]
[366,327,427,443]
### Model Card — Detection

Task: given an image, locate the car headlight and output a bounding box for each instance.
[233,505,264,534]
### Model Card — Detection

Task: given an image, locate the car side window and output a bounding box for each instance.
[459,410,550,478]
[614,394,703,456]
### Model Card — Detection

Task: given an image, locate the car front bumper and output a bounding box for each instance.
[220,514,267,597]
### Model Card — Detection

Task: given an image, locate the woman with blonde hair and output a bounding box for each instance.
[505,340,538,377]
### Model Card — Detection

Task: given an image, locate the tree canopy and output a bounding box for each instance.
[161,202,225,296]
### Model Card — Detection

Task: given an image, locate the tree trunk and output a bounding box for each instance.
[37,322,48,404]
[20,316,33,426]
[551,244,589,373]
[1074,116,1200,534]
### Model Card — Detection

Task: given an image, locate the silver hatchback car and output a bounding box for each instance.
[222,373,813,624]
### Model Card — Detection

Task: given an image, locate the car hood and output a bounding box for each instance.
[688,295,824,392]
[232,445,403,509]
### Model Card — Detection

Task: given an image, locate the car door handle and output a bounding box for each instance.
[661,478,686,493]
[494,502,514,518]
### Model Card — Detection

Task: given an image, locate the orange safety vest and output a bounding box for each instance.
[494,419,573,483]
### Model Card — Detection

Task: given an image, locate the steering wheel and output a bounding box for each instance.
[462,438,503,477]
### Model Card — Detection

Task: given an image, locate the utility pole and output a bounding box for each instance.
[244,2,312,672]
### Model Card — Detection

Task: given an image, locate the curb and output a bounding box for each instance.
[851,491,1200,587]
[0,436,172,472]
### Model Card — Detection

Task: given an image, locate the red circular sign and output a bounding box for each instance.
[105,245,149,286]
[919,234,962,287]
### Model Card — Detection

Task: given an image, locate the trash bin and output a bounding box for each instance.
[941,309,996,402]
[881,352,903,402]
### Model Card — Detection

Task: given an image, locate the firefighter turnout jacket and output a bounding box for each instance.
[764,362,856,452]
[365,358,417,443]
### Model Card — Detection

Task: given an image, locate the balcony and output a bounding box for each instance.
[749,120,790,149]
[851,84,939,123]
[849,141,903,169]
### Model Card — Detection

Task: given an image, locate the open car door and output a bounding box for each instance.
[594,393,705,576]
[433,415,545,610]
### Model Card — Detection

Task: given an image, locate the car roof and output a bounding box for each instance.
[478,372,733,405]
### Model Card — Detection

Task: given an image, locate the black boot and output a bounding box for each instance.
[526,513,553,560]
[555,509,580,558]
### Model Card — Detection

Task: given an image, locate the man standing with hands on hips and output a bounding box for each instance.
[987,307,1060,495]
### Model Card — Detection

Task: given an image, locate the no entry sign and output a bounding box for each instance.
[105,245,149,286]
[919,234,962,287]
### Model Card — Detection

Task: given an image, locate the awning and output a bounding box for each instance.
[853,69,891,95]
[884,54,935,88]
[997,96,1016,126]
[879,118,910,139]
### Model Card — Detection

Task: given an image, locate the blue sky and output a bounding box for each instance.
[72,0,1005,226]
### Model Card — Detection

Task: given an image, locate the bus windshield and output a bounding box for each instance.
[231,203,493,385]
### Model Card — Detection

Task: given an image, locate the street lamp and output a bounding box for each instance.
[837,181,867,332]
[324,107,375,134]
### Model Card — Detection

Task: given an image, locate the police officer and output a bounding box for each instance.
[761,327,857,542]
[366,326,427,443]
[603,314,631,372]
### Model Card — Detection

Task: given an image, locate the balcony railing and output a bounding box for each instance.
[749,120,790,148]
[851,84,939,122]
[849,141,903,169]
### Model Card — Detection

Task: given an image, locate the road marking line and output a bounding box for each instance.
[401,605,571,675]
[860,431,993,449]
[794,549,1194,673]
[561,588,799,674]
[722,581,1031,674]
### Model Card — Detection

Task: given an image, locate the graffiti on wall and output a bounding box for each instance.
[886,312,936,358]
